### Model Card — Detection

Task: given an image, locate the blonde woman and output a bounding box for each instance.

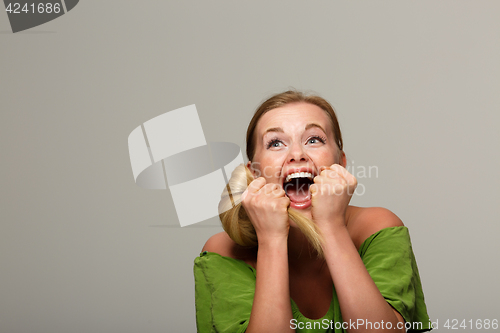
[194,91,432,333]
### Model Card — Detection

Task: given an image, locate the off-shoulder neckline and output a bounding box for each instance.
[199,226,408,262]
[197,226,409,322]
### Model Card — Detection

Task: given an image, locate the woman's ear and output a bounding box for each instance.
[246,161,257,178]
[339,151,347,168]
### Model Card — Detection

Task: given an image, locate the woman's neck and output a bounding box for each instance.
[286,205,357,273]
[287,227,326,273]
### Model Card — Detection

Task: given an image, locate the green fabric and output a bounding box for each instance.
[194,226,432,333]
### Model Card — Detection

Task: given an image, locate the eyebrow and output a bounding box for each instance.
[305,123,326,133]
[263,127,284,136]
[262,123,326,138]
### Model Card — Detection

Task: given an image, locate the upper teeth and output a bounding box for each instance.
[285,172,313,183]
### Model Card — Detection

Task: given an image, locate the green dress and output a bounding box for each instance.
[194,226,432,332]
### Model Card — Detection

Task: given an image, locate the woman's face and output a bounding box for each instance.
[248,102,345,210]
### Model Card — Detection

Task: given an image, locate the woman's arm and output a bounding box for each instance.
[242,177,295,333]
[246,236,294,333]
[311,165,406,332]
[200,232,293,333]
[321,214,406,333]
[199,177,294,332]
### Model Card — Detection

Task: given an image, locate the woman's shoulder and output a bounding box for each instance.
[202,231,237,256]
[346,206,405,250]
[202,232,257,266]
[202,207,403,257]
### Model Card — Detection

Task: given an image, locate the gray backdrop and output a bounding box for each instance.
[1,1,499,332]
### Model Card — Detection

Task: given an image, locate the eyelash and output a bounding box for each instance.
[266,138,283,149]
[307,136,326,144]
[266,136,326,149]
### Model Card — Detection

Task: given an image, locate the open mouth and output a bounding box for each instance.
[283,172,314,209]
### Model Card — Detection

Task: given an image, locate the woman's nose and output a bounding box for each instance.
[287,143,308,163]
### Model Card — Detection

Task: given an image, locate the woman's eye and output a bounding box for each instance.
[307,136,325,145]
[267,139,283,149]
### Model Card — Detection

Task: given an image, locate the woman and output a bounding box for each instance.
[194,90,432,332]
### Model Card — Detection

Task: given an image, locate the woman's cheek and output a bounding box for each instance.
[310,149,337,166]
[259,158,285,181]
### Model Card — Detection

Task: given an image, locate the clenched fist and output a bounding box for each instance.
[309,164,357,229]
[242,177,291,242]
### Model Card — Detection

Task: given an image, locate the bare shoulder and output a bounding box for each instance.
[202,232,257,265]
[347,206,404,249]
[201,232,237,256]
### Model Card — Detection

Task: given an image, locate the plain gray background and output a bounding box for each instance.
[1,1,499,332]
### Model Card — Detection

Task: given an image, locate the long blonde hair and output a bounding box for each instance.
[218,164,324,258]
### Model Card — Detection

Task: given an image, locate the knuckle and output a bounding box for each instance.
[351,177,358,186]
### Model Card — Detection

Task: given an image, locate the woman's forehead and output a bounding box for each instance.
[256,102,333,134]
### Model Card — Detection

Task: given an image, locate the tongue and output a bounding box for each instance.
[284,179,311,203]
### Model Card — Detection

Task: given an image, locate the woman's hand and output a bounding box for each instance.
[310,164,357,229]
[241,177,290,243]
